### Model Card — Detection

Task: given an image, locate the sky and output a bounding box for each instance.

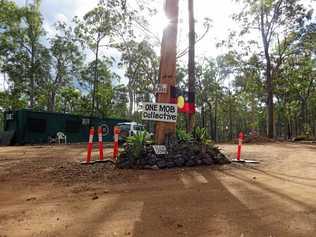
[2,0,240,90]
[16,0,242,57]
[1,0,315,91]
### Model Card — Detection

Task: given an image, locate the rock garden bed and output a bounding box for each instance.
[117,128,231,170]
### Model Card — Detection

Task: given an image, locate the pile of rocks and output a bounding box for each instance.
[117,142,231,169]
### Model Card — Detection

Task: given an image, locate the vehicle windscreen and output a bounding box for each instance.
[134,125,144,131]
[119,124,131,131]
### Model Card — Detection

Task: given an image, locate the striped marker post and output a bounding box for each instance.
[237,132,244,161]
[232,131,259,164]
[81,127,95,164]
[98,126,104,161]
[113,127,120,160]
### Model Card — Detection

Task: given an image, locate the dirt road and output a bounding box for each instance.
[0,143,315,237]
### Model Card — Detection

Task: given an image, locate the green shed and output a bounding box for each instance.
[1,109,128,145]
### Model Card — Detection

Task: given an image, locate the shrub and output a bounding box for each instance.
[125,131,152,160]
[193,127,208,144]
[176,129,192,143]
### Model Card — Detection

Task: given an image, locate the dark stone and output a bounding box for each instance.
[182,154,190,161]
[157,160,167,169]
[214,153,231,164]
[144,165,159,170]
[196,159,203,165]
[148,157,157,166]
[166,161,175,168]
[175,157,185,167]
[135,159,142,166]
[174,154,183,159]
[185,160,195,167]
[202,158,214,166]
[151,165,160,170]
[117,160,130,169]
[140,158,148,166]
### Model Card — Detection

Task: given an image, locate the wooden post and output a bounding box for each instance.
[155,0,179,145]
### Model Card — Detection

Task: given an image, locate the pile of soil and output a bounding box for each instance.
[0,157,137,186]
[117,142,231,169]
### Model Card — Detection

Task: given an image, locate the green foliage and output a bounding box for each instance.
[193,127,209,144]
[126,131,152,159]
[118,40,159,115]
[176,129,192,143]
[0,0,316,143]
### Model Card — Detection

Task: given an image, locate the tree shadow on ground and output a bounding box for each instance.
[131,168,306,237]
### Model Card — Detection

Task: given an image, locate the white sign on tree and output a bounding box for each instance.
[155,84,168,94]
[142,102,177,123]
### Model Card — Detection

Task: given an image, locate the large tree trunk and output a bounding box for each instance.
[214,94,218,141]
[229,100,233,141]
[48,90,56,112]
[207,103,215,140]
[91,41,99,116]
[128,89,133,116]
[201,104,205,128]
[187,0,195,133]
[260,3,274,138]
[30,42,35,108]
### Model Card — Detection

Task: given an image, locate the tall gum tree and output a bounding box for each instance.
[233,0,312,138]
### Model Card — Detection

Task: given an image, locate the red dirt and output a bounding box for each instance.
[0,143,315,236]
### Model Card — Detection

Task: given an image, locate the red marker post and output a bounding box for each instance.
[113,127,120,160]
[237,132,244,161]
[81,127,95,164]
[98,126,104,161]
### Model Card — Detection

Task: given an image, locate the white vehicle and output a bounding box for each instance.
[117,122,149,140]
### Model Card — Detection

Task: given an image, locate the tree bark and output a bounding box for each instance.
[187,0,195,133]
[207,102,214,140]
[214,92,218,141]
[229,91,233,141]
[30,41,35,108]
[48,91,56,112]
[128,87,133,116]
[260,2,274,138]
[91,40,99,116]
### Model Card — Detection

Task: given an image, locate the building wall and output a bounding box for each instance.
[4,110,128,144]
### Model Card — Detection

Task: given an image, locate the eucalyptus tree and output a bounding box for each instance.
[74,1,120,115]
[0,0,46,109]
[80,58,117,117]
[111,84,128,118]
[195,58,223,140]
[233,0,313,138]
[119,40,159,115]
[46,22,83,112]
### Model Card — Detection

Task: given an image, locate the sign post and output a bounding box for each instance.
[155,0,179,144]
[155,84,168,94]
[142,102,177,123]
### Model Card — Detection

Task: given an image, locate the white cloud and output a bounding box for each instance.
[72,0,98,19]
[43,21,56,38]
[55,13,68,23]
